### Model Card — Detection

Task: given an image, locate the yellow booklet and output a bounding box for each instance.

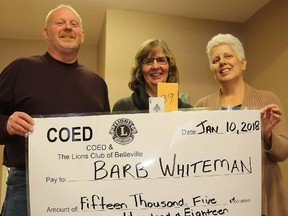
[157,82,178,112]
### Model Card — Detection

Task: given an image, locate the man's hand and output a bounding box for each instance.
[7,111,34,137]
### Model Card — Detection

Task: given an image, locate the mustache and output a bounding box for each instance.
[60,30,75,37]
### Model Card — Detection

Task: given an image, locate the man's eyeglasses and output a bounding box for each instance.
[142,57,169,66]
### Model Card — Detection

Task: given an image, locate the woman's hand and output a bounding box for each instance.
[260,104,282,145]
[7,111,34,137]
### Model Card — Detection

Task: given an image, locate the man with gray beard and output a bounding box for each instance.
[0,5,110,216]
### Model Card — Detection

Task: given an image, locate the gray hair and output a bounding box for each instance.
[206,33,245,67]
[45,4,83,28]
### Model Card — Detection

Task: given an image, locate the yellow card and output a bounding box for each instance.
[157,83,178,112]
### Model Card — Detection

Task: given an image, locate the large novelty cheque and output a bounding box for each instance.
[28,110,261,216]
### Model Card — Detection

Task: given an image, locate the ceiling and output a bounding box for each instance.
[0,0,270,45]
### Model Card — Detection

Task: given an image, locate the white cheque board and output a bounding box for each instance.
[28,110,261,216]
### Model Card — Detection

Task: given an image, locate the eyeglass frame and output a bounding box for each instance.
[141,56,170,66]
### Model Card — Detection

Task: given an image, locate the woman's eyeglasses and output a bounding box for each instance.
[142,57,169,66]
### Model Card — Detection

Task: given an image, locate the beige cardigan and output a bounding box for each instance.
[195,83,288,216]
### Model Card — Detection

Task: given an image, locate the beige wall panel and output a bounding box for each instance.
[0,146,5,209]
[244,0,288,193]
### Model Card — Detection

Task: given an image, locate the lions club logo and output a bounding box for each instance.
[109,118,138,145]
